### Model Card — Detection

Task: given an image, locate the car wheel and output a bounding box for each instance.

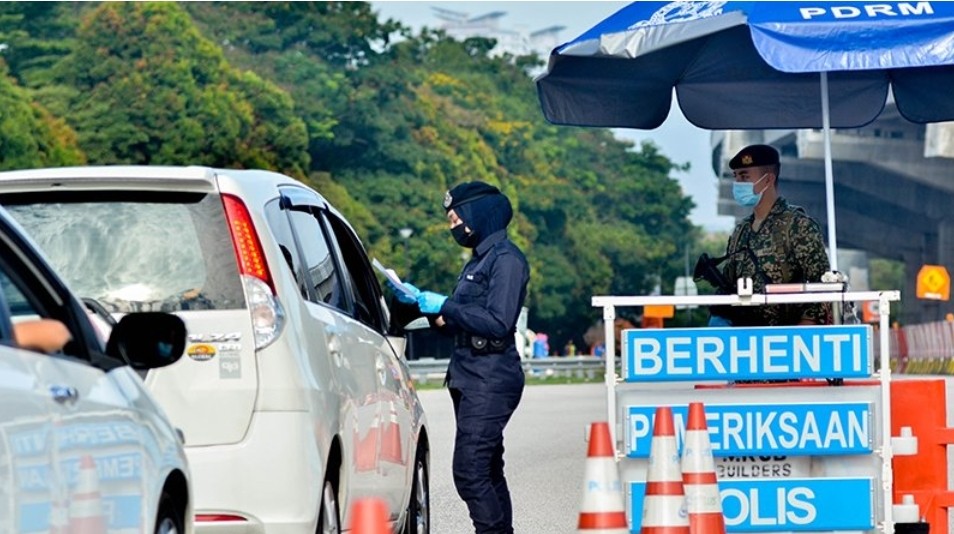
[403,444,430,534]
[155,493,184,534]
[317,477,340,534]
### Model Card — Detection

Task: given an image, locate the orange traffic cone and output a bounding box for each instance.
[577,421,629,533]
[349,497,390,534]
[681,403,725,534]
[68,455,107,534]
[355,413,381,472]
[381,399,404,464]
[641,406,690,534]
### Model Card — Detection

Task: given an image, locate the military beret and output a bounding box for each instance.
[729,144,779,170]
[443,181,501,211]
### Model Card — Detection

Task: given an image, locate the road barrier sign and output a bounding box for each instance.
[592,286,901,534]
[622,325,873,382]
[625,402,873,458]
[916,264,950,301]
[629,478,875,532]
[861,301,880,323]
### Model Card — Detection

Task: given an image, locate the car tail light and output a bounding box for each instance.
[222,194,285,349]
[222,194,273,291]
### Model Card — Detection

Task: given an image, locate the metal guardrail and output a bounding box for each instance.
[406,356,606,384]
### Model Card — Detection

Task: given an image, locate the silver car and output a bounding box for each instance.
[0,166,430,534]
[0,205,192,533]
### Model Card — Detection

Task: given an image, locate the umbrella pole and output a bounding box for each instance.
[821,72,839,272]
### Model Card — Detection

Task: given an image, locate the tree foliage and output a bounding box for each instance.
[32,2,308,173]
[0,1,705,349]
[0,62,84,170]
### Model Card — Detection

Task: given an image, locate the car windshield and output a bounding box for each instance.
[2,192,245,313]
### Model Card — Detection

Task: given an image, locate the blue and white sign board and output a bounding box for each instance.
[625,402,872,458]
[629,478,874,532]
[622,325,873,382]
[2,418,148,533]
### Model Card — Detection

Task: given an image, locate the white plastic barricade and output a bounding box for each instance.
[593,281,901,534]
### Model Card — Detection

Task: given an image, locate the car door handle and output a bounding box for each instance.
[49,385,79,405]
[327,331,343,366]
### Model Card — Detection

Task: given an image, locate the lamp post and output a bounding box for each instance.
[399,227,413,275]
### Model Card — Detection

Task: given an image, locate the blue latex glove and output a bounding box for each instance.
[417,291,448,314]
[708,315,733,327]
[387,280,420,304]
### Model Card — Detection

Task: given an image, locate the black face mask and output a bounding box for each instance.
[451,225,478,248]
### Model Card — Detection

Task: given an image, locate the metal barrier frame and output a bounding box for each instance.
[593,282,901,534]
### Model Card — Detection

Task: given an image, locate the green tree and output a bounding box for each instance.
[0,62,84,170]
[0,2,87,88]
[43,2,309,173]
[870,257,905,322]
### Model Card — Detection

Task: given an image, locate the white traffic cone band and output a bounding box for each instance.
[647,438,682,482]
[642,494,690,526]
[580,459,625,512]
[684,483,722,514]
[69,495,104,515]
[681,432,716,473]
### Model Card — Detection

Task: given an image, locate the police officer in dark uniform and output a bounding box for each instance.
[392,181,529,533]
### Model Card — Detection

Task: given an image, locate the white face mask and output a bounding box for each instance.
[732,173,769,207]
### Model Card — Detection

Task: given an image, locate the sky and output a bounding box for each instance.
[370,1,735,232]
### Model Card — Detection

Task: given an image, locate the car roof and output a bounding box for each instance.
[0,165,218,192]
[0,165,311,191]
[0,165,359,246]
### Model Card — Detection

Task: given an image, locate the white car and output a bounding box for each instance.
[0,166,430,533]
[0,206,192,533]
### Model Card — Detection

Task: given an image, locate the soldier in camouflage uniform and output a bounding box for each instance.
[715,144,832,326]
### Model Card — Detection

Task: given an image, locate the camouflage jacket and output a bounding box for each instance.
[720,197,832,326]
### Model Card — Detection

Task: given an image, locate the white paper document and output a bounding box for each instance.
[372,258,417,299]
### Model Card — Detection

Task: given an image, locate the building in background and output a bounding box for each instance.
[432,7,564,59]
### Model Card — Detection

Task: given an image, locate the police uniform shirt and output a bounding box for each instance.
[440,229,529,389]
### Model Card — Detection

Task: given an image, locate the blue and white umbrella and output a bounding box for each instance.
[536,1,954,269]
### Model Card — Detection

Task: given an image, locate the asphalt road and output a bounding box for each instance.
[418,383,608,534]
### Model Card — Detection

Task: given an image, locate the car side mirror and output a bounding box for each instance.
[106,312,186,370]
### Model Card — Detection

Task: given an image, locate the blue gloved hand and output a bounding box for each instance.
[708,315,733,327]
[387,280,420,304]
[417,291,448,314]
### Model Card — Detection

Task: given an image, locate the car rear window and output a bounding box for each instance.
[1,191,245,313]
